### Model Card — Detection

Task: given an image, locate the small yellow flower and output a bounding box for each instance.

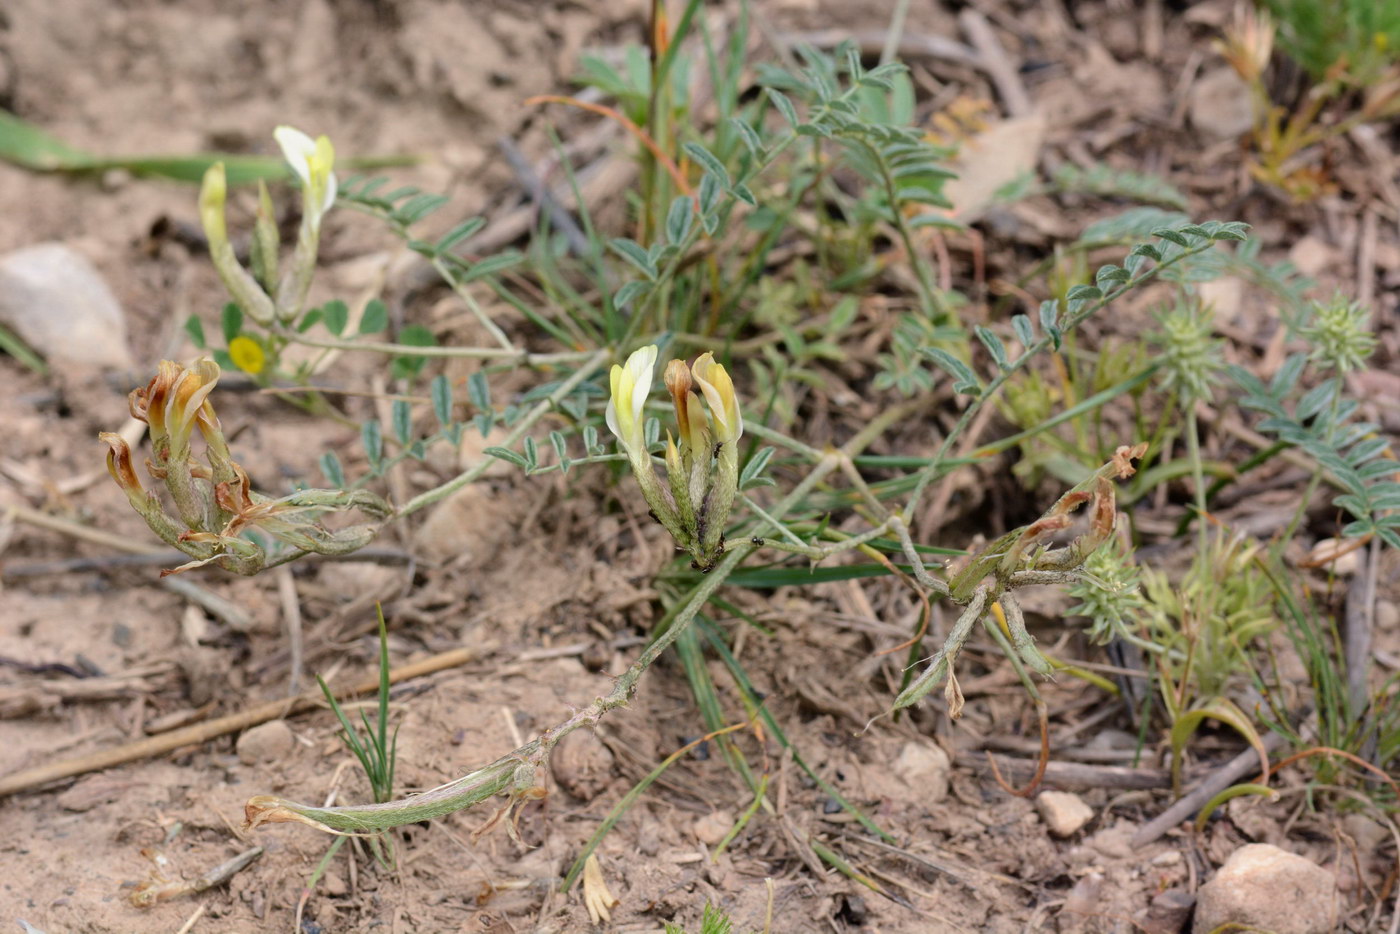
[228,335,266,374]
[691,352,743,444]
[606,345,658,457]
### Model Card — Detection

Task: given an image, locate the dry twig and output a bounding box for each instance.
[0,647,476,798]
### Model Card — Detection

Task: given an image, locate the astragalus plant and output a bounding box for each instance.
[95,41,1263,894]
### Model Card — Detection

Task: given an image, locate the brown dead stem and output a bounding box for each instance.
[985,700,1050,798]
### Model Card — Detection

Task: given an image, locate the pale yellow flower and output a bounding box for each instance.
[198,162,229,249]
[274,125,337,229]
[605,345,658,457]
[199,162,278,325]
[691,352,743,444]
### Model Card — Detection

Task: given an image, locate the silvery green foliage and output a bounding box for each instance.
[757,41,954,224]
[339,176,524,284]
[1049,163,1189,210]
[913,221,1247,399]
[1231,352,1400,548]
[998,168,1189,213]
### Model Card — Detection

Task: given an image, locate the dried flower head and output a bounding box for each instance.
[664,358,708,453]
[1215,3,1275,83]
[104,358,388,576]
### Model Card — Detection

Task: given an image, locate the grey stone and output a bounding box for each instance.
[1376,599,1398,633]
[1193,843,1339,934]
[0,242,132,368]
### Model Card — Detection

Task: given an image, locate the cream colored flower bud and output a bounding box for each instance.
[691,352,743,445]
[605,345,658,457]
[274,125,337,230]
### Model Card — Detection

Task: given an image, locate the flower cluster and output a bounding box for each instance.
[199,125,338,329]
[1300,294,1376,374]
[1066,536,1149,645]
[606,346,743,571]
[101,359,389,575]
[1154,300,1224,405]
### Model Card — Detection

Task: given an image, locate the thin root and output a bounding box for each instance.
[986,701,1049,798]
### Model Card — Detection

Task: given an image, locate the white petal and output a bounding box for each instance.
[273,125,317,186]
[626,345,658,426]
[605,397,622,442]
[321,171,338,217]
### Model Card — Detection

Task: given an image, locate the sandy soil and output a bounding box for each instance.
[1,1,1397,932]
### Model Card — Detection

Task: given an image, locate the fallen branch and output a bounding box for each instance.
[1131,730,1289,847]
[0,646,475,799]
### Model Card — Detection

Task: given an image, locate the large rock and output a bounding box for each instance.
[0,242,132,368]
[1193,844,1339,934]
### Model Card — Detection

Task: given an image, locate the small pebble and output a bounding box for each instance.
[549,729,615,801]
[1134,888,1195,934]
[836,894,868,925]
[1086,820,1137,859]
[321,871,347,897]
[237,720,295,765]
[1063,873,1102,915]
[1306,538,1360,576]
[692,811,732,846]
[1376,600,1398,633]
[1036,790,1094,837]
[891,740,950,803]
[1188,67,1254,139]
[1193,843,1338,934]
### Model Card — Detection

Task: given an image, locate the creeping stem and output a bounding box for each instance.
[247,447,848,834]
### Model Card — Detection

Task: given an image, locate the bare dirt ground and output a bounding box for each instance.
[1,1,1398,932]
